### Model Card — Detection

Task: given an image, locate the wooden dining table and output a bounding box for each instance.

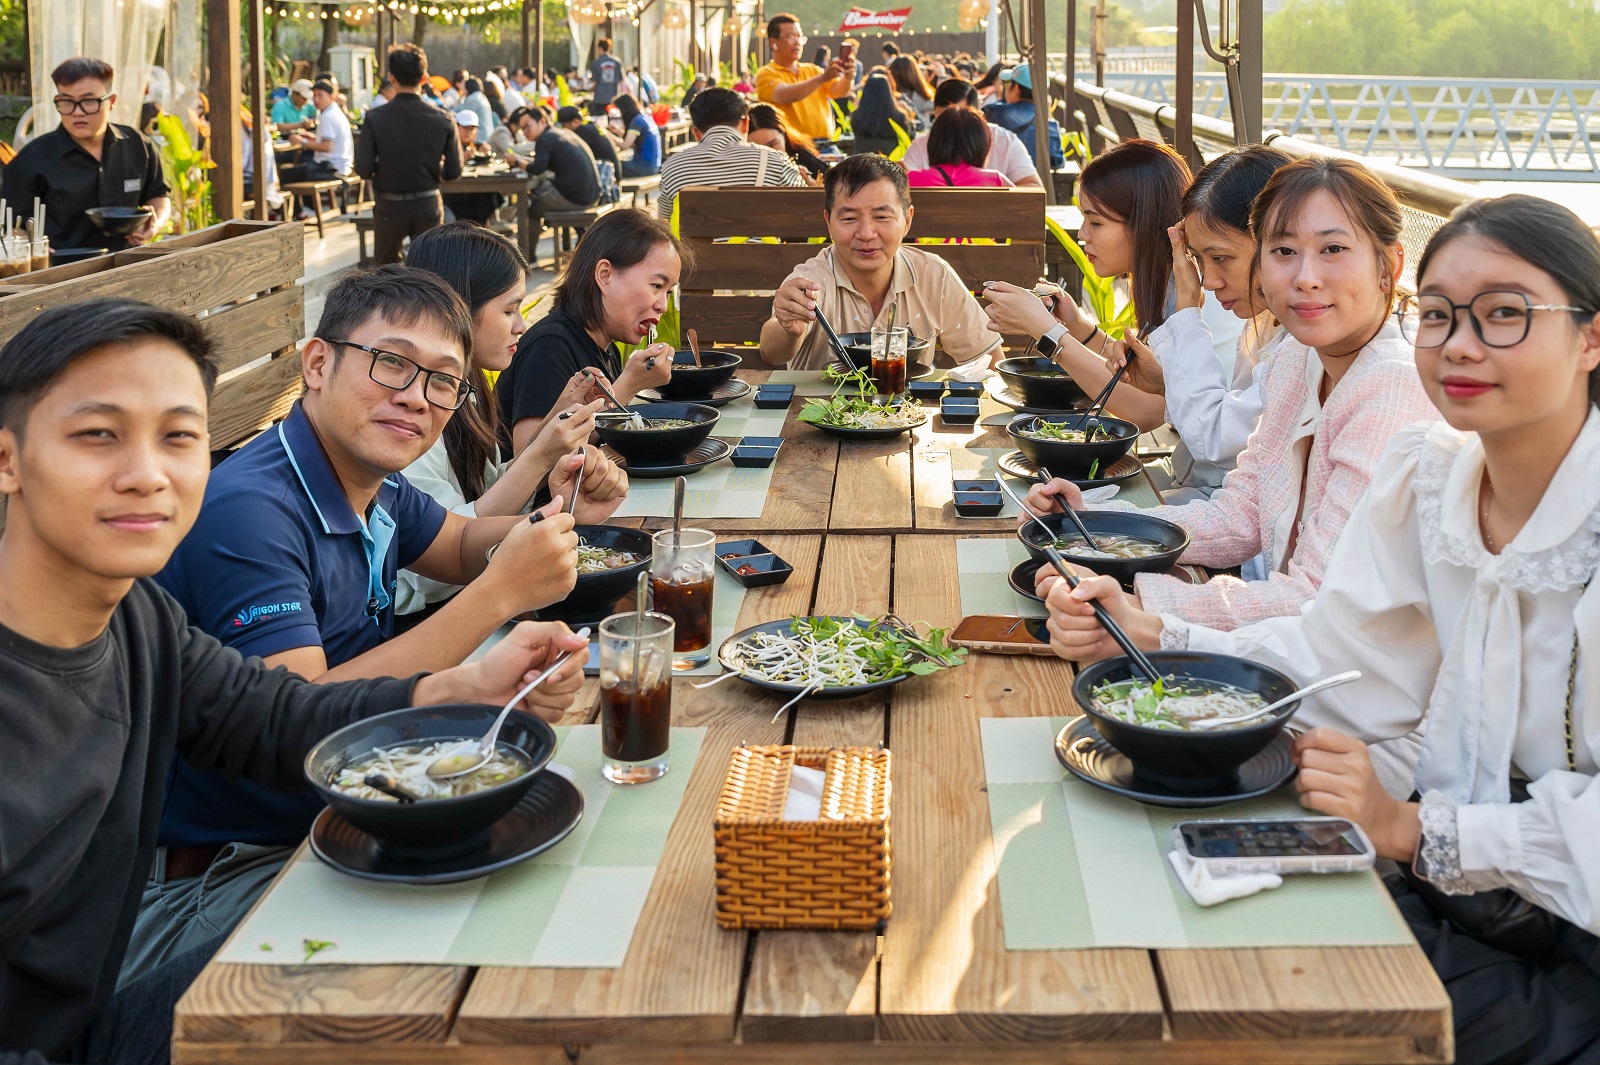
[441,161,535,260]
[173,367,1453,1064]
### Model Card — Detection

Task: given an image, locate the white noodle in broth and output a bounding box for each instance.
[331,740,529,801]
[1090,678,1268,731]
[1050,533,1167,560]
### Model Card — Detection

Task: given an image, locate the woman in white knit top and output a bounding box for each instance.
[1045,193,1600,1065]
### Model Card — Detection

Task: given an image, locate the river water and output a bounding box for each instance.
[1467,179,1600,226]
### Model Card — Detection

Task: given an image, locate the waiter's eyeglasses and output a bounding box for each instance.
[54,93,114,115]
[327,340,475,410]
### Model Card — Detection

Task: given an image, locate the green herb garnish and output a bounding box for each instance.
[796,365,924,430]
[302,938,337,962]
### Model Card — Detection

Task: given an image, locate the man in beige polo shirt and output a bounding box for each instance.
[759,154,1002,372]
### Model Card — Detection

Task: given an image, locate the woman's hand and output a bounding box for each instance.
[1035,569,1160,663]
[529,398,604,467]
[981,280,1060,340]
[1022,476,1083,520]
[1293,729,1422,861]
[1104,333,1166,396]
[616,344,674,399]
[548,447,629,525]
[555,369,609,411]
[1037,282,1095,336]
[1169,224,1205,312]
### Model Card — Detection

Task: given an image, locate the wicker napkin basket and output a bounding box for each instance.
[713,744,892,930]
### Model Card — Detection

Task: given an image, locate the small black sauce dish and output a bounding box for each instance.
[907,380,946,402]
[953,477,1000,493]
[731,446,779,468]
[740,436,784,449]
[715,538,794,587]
[753,385,796,410]
[940,398,982,425]
[945,380,984,397]
[954,491,1005,517]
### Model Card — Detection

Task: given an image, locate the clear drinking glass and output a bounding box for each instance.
[650,527,716,670]
[870,326,909,397]
[8,241,31,276]
[599,610,675,784]
[31,237,49,274]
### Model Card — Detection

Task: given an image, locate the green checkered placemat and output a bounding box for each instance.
[218,724,706,968]
[957,537,1045,618]
[948,447,1026,520]
[763,370,840,397]
[612,453,778,519]
[704,395,789,439]
[979,717,1414,950]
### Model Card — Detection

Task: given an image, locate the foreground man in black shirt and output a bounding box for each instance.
[0,299,588,1065]
[354,43,462,265]
[1,57,170,253]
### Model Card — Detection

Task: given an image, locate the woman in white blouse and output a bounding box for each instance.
[396,222,629,617]
[1045,195,1600,1060]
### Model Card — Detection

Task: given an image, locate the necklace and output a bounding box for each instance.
[1479,478,1498,554]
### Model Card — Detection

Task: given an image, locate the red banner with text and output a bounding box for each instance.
[837,6,913,32]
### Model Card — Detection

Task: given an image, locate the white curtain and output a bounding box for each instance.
[166,0,203,139]
[28,0,167,137]
[567,17,600,73]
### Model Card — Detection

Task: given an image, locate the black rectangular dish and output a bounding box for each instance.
[731,446,780,468]
[753,385,796,409]
[940,398,982,425]
[954,491,1005,517]
[945,380,984,397]
[907,380,946,402]
[715,539,794,587]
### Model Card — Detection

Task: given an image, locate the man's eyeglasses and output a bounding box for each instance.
[54,93,113,115]
[328,340,474,410]
[1397,291,1594,349]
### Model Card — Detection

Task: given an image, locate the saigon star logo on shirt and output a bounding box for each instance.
[234,601,304,627]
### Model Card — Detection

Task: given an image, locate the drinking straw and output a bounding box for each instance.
[632,570,648,686]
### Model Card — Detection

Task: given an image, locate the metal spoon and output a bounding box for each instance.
[425,626,592,780]
[672,475,686,542]
[687,327,703,368]
[1189,671,1364,730]
[565,447,584,515]
[994,473,1058,544]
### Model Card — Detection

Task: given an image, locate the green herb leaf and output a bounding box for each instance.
[302,938,337,962]
[259,943,273,952]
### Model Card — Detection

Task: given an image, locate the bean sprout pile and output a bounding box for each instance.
[724,615,965,690]
[1090,679,1268,731]
[330,741,530,801]
[577,539,642,573]
[1049,533,1167,560]
[797,365,927,431]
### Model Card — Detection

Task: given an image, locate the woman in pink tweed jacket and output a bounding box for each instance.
[1027,157,1442,631]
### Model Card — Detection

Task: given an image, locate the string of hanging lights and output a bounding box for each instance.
[266,0,517,19]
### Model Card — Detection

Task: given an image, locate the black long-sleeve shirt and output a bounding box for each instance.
[529,128,600,207]
[0,579,419,1063]
[354,92,462,194]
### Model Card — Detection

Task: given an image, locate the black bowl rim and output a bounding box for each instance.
[599,401,722,429]
[305,704,558,808]
[87,205,154,218]
[572,524,653,578]
[1016,510,1192,559]
[668,349,742,368]
[1005,411,1140,444]
[1071,652,1302,737]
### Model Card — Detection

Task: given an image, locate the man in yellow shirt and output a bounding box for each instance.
[755,13,856,144]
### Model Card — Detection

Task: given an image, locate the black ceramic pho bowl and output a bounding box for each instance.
[1006,412,1138,480]
[538,524,654,624]
[1016,510,1190,585]
[654,349,743,399]
[996,356,1090,410]
[305,704,558,862]
[85,205,154,236]
[836,331,934,371]
[1072,652,1301,793]
[595,402,720,466]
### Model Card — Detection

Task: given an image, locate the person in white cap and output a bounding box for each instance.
[444,110,500,223]
[980,62,1063,169]
[271,79,316,134]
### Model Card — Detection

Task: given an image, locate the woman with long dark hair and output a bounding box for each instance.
[1045,194,1600,1065]
[396,222,628,615]
[612,92,661,177]
[888,55,935,128]
[748,102,826,183]
[498,208,685,455]
[849,72,914,156]
[907,107,1011,187]
[1024,156,1441,632]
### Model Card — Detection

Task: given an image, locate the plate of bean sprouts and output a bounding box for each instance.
[715,614,966,698]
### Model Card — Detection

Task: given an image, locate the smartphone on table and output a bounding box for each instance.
[1173,817,1376,876]
[950,615,1054,656]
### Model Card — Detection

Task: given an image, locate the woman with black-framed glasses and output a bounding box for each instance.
[1,56,171,253]
[1045,195,1600,1062]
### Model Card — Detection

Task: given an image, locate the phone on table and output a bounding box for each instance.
[582,638,601,676]
[1173,817,1376,876]
[950,615,1054,656]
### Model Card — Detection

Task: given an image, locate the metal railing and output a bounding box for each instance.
[1079,71,1600,180]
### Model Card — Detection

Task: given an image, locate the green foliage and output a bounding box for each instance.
[0,0,24,63]
[1266,0,1600,79]
[151,114,217,237]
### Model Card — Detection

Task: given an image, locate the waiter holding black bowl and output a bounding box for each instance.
[2,56,170,255]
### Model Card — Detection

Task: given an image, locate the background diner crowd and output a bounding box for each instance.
[3,16,1600,1065]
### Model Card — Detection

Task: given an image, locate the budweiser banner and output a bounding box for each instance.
[837,6,912,32]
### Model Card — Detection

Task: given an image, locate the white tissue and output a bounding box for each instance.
[1078,485,1122,504]
[1167,848,1282,907]
[944,360,994,383]
[782,765,826,821]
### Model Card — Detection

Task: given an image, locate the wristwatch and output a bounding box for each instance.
[1034,323,1070,357]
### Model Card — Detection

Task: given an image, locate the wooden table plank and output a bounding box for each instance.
[741,534,891,1043]
[1157,947,1451,1059]
[877,535,1167,1043]
[912,388,1025,534]
[453,536,822,1046]
[829,438,914,532]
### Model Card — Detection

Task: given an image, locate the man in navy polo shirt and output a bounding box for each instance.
[129,266,593,980]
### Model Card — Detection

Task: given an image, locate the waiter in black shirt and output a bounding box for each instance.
[353,43,462,264]
[2,56,169,254]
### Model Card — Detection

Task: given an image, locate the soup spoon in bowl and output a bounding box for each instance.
[1187,670,1364,730]
[425,625,593,780]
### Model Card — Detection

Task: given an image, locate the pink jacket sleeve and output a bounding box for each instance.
[1134,355,1440,631]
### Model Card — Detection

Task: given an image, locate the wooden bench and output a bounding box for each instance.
[543,202,617,269]
[675,185,1047,346]
[281,178,346,238]
[351,210,376,266]
[620,173,662,208]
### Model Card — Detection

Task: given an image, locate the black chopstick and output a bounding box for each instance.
[811,305,857,375]
[1073,364,1126,433]
[1041,545,1162,683]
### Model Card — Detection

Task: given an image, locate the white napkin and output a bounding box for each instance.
[1167,848,1282,907]
[782,765,826,820]
[1079,485,1121,504]
[944,360,994,383]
